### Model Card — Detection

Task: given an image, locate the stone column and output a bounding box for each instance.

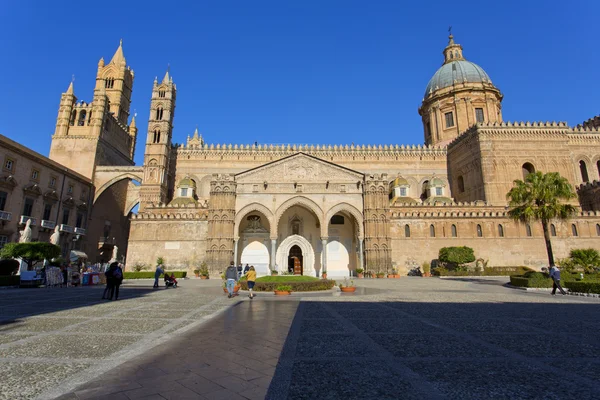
[233,238,239,265]
[358,238,364,271]
[270,238,277,271]
[321,237,328,275]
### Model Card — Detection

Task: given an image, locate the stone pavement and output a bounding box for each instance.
[0,279,232,400]
[45,277,600,400]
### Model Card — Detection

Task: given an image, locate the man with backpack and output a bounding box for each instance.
[225,261,238,298]
[111,263,123,300]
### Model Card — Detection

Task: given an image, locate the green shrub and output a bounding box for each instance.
[239,280,335,292]
[434,266,532,277]
[510,274,553,288]
[0,259,19,276]
[0,275,20,286]
[256,276,320,283]
[439,247,476,266]
[123,271,187,279]
[564,281,600,294]
[275,285,293,291]
[132,263,148,272]
[568,249,600,274]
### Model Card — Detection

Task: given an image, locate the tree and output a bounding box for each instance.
[569,248,600,274]
[438,246,476,268]
[0,242,61,271]
[506,171,577,267]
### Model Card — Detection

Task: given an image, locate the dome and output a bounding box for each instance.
[425,177,446,188]
[425,60,491,97]
[390,176,409,188]
[177,176,196,188]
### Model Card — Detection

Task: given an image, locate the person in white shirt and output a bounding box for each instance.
[549,265,566,295]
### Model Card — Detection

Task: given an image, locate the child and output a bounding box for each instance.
[246,266,256,299]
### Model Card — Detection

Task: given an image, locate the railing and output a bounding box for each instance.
[59,224,74,233]
[40,220,56,229]
[74,227,86,235]
[19,215,37,225]
[0,211,11,221]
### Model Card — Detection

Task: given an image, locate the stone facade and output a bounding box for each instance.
[5,35,599,275]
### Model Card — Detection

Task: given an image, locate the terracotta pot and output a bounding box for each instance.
[194,272,200,278]
[340,286,356,293]
[423,272,431,277]
[274,290,291,295]
[377,275,385,279]
[322,273,327,279]
[357,273,364,279]
[271,273,278,276]
[200,275,208,279]
[387,274,394,279]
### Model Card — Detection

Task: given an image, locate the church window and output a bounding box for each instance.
[430,224,436,237]
[477,224,483,237]
[31,169,40,181]
[62,208,70,225]
[105,78,114,89]
[498,224,504,237]
[579,160,589,182]
[159,91,166,98]
[526,224,532,237]
[153,130,161,143]
[76,212,84,228]
[70,110,77,126]
[451,224,457,237]
[404,224,410,237]
[0,191,7,211]
[550,224,557,237]
[331,215,344,225]
[23,197,34,217]
[475,108,485,123]
[399,187,407,197]
[457,176,465,193]
[444,112,454,128]
[156,107,164,120]
[571,224,578,237]
[67,184,73,194]
[78,110,86,126]
[435,187,442,196]
[522,163,535,179]
[43,203,52,221]
[596,224,600,236]
[181,188,188,197]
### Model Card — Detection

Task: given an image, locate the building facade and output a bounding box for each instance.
[4,35,599,275]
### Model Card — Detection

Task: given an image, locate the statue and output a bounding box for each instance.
[19,219,32,243]
[49,225,60,245]
[111,245,118,261]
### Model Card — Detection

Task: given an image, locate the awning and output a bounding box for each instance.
[70,250,88,262]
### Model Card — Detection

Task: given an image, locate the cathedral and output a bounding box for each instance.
[43,35,600,276]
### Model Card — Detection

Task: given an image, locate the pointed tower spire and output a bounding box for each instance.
[66,80,74,95]
[162,65,170,84]
[130,114,137,128]
[192,126,199,139]
[109,39,126,65]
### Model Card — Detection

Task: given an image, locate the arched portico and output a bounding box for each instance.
[274,196,323,238]
[275,234,315,276]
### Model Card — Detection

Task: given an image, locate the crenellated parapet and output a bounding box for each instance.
[577,115,600,130]
[577,180,600,212]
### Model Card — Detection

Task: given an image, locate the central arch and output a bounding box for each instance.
[274,196,323,238]
[275,234,315,276]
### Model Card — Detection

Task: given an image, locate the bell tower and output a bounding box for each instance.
[139,70,177,209]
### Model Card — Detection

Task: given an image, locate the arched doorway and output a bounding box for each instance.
[240,240,270,275]
[276,234,315,276]
[288,245,303,274]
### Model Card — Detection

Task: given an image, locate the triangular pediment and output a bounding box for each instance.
[236,152,363,183]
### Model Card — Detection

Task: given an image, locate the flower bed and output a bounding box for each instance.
[239,279,335,292]
[435,266,533,277]
[123,271,187,279]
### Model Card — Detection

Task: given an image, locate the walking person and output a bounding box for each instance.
[243,264,250,274]
[110,263,124,300]
[246,265,256,299]
[102,262,116,299]
[237,263,243,279]
[225,261,238,298]
[549,264,567,295]
[154,263,164,288]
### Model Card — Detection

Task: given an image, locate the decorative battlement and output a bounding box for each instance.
[577,180,600,191]
[577,115,600,130]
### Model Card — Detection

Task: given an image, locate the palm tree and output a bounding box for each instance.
[506,171,577,267]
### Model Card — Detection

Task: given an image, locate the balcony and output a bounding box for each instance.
[40,220,56,230]
[59,224,74,233]
[98,236,116,247]
[0,211,11,221]
[19,216,37,226]
[74,227,86,235]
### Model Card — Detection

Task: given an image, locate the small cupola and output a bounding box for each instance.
[443,32,464,64]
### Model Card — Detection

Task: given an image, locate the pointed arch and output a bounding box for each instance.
[324,202,364,238]
[234,203,275,238]
[275,196,323,238]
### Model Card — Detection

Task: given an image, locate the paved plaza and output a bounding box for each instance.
[1,278,600,400]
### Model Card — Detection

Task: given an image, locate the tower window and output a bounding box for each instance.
[23,197,34,217]
[404,224,410,238]
[457,176,465,193]
[430,224,435,237]
[550,224,557,237]
[181,188,188,197]
[153,130,161,143]
[579,160,589,183]
[451,224,457,237]
[70,110,77,126]
[159,91,166,98]
[444,112,454,128]
[435,187,442,196]
[475,108,485,123]
[156,107,164,120]
[78,110,87,126]
[105,78,114,89]
[526,224,532,237]
[571,224,578,237]
[498,224,504,237]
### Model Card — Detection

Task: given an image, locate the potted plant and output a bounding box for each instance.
[370,271,377,278]
[339,278,356,293]
[355,268,364,279]
[274,284,292,295]
[271,269,279,276]
[193,268,200,278]
[322,271,328,279]
[422,262,431,277]
[376,271,385,279]
[388,268,400,279]
[199,262,209,279]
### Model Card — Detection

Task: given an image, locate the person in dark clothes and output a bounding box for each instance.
[102,263,117,299]
[243,264,250,274]
[549,264,567,295]
[110,263,123,300]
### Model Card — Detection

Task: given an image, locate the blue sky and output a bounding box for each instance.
[1,1,598,165]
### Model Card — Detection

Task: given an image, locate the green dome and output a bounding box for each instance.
[178,176,196,188]
[390,176,409,188]
[426,177,445,188]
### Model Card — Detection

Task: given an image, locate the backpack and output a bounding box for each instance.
[113,267,123,280]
